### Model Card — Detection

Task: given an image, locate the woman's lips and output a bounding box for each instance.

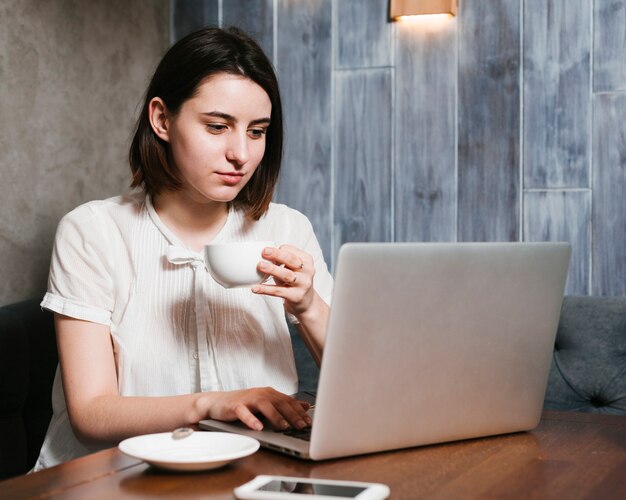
[216,172,245,185]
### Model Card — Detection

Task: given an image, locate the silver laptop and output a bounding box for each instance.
[200,242,571,460]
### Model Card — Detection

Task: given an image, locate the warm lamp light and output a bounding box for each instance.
[389,0,458,19]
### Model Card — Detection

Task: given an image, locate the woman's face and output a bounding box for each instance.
[153,73,272,205]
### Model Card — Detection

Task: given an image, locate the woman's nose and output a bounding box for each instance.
[225,132,249,165]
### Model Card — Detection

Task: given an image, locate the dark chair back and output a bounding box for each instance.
[0,299,57,480]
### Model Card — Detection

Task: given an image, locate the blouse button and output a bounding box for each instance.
[192,351,199,360]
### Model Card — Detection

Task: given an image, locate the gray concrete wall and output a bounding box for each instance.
[0,0,169,305]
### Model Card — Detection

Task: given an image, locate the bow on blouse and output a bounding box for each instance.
[165,245,206,268]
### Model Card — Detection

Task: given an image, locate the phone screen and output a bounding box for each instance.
[258,479,366,497]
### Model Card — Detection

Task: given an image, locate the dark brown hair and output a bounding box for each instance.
[129,27,283,220]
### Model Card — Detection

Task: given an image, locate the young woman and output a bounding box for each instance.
[33,27,332,470]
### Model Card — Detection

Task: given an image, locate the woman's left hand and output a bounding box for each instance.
[252,244,316,317]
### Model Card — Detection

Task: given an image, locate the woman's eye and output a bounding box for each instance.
[248,128,267,139]
[207,124,227,133]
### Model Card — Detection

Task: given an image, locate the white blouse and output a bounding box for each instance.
[33,192,333,470]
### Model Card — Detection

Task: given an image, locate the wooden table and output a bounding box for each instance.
[2,411,625,499]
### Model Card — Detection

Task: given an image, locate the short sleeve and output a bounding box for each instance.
[41,207,115,326]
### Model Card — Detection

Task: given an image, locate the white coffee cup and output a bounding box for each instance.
[204,241,275,288]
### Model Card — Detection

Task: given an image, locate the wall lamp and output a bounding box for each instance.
[389,0,458,20]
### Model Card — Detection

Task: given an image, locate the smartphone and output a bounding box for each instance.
[234,475,390,500]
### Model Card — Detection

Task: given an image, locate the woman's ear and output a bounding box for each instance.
[148,97,171,142]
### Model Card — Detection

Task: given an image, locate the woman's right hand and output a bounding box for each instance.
[204,387,312,431]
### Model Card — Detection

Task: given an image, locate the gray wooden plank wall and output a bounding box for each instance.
[171,0,626,296]
[523,0,591,189]
[334,0,393,255]
[274,0,333,261]
[458,0,520,243]
[523,0,592,295]
[334,69,392,254]
[592,1,626,294]
[594,0,626,92]
[395,18,456,242]
[593,94,626,296]
[223,0,274,60]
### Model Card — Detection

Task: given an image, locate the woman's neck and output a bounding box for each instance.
[152,191,229,252]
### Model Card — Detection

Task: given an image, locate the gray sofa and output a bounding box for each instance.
[1,295,624,479]
[544,296,626,414]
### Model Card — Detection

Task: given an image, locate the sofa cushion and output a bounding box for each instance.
[544,296,626,414]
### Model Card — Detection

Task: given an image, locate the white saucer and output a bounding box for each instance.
[118,431,260,471]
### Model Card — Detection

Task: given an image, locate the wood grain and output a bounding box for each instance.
[0,449,142,499]
[394,17,457,242]
[458,0,520,242]
[4,412,626,499]
[274,0,333,262]
[222,0,274,61]
[593,0,626,92]
[524,190,591,295]
[592,93,626,296]
[336,0,392,69]
[334,69,392,254]
[523,0,591,188]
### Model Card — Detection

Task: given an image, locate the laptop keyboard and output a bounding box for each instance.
[277,427,312,442]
